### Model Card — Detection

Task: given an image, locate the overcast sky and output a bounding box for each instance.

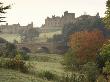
[1,0,106,27]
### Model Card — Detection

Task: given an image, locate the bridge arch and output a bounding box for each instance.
[20,47,31,53]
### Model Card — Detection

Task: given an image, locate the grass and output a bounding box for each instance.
[32,61,64,75]
[39,31,62,38]
[0,53,64,82]
[0,68,52,82]
[37,31,62,42]
[29,53,63,62]
[0,33,21,43]
[0,31,61,43]
[28,53,65,76]
[1,53,109,82]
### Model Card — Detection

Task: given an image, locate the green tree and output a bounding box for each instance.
[0,2,10,22]
[64,49,80,71]
[96,42,110,71]
[103,0,110,28]
[82,62,99,82]
[4,42,17,58]
[103,61,110,82]
[20,28,39,42]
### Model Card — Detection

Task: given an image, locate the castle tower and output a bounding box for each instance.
[96,12,100,18]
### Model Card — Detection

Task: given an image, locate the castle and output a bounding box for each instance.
[0,11,100,35]
[41,11,76,32]
[0,22,34,34]
[41,11,100,33]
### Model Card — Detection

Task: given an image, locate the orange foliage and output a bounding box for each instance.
[69,30,105,64]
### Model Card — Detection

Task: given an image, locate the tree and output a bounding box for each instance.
[97,42,110,66]
[20,28,39,42]
[96,42,110,73]
[4,42,17,58]
[0,2,10,22]
[69,30,105,64]
[103,61,110,82]
[103,0,110,28]
[82,62,99,82]
[96,42,110,82]
[64,49,80,71]
[63,15,105,46]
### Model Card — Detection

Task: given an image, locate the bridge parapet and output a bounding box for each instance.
[16,42,56,53]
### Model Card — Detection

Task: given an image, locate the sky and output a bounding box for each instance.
[1,0,107,27]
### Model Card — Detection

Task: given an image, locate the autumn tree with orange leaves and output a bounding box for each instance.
[69,30,105,64]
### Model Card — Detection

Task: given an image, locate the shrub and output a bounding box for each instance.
[5,59,29,73]
[82,62,99,82]
[0,42,17,58]
[17,50,30,60]
[96,42,110,73]
[64,49,80,71]
[4,42,17,58]
[0,57,7,68]
[57,73,87,82]
[38,71,56,80]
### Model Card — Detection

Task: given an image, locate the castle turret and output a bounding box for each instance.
[96,12,100,18]
[6,23,8,26]
[64,11,68,16]
[64,11,75,18]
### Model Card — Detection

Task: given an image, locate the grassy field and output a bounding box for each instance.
[39,31,62,38]
[0,68,53,82]
[37,31,62,42]
[28,53,65,76]
[0,53,110,82]
[0,53,64,82]
[0,33,21,43]
[0,31,61,43]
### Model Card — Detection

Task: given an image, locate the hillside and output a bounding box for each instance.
[0,33,21,43]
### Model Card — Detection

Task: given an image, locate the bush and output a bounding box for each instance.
[4,42,17,58]
[17,50,30,60]
[0,57,7,68]
[0,42,17,58]
[5,59,29,73]
[82,62,99,82]
[96,43,110,72]
[64,49,80,71]
[38,71,56,80]
[0,57,29,73]
[57,73,87,82]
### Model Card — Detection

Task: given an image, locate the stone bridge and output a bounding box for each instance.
[16,42,60,53]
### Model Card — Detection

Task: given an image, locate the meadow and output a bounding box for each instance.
[0,53,65,82]
[28,54,64,75]
[0,33,21,43]
[0,31,61,43]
